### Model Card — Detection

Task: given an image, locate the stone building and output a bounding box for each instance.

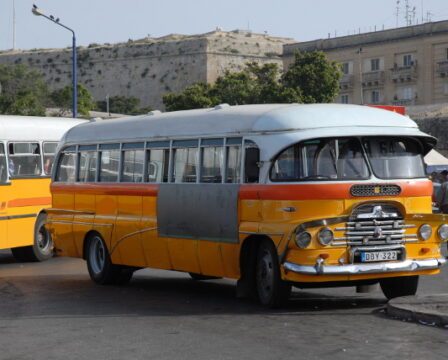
[284,20,448,107]
[0,30,292,110]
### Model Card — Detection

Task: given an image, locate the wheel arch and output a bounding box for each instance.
[236,234,274,298]
[82,230,103,260]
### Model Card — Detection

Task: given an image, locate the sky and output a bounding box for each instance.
[1,0,448,51]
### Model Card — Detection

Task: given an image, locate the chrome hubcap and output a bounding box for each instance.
[37,226,51,253]
[89,237,106,275]
[257,249,274,301]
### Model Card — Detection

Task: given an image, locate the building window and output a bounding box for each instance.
[341,62,350,75]
[401,87,413,100]
[403,54,413,67]
[340,94,349,104]
[370,58,380,71]
[444,83,448,95]
[371,90,380,104]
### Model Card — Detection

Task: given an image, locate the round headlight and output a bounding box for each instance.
[295,231,312,248]
[318,227,334,246]
[438,224,448,241]
[418,224,432,241]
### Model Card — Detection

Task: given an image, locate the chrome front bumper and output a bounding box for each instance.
[283,258,446,276]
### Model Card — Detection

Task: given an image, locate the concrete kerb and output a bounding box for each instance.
[386,294,448,328]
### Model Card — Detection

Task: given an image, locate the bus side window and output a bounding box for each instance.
[79,150,97,182]
[244,146,260,184]
[55,151,77,182]
[122,149,144,183]
[200,139,224,183]
[172,140,198,183]
[225,138,242,183]
[8,142,42,177]
[147,148,169,183]
[0,143,7,183]
[99,149,120,183]
[43,142,58,175]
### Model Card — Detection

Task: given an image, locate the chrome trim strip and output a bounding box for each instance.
[48,220,113,227]
[0,213,37,221]
[283,258,446,276]
[46,208,95,215]
[110,227,158,254]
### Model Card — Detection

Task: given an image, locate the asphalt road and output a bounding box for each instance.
[0,248,447,360]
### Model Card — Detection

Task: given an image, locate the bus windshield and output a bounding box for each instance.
[363,137,425,179]
[270,136,426,181]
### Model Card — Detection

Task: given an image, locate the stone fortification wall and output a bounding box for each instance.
[0,30,292,110]
[415,116,448,155]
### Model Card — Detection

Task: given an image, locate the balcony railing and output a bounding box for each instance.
[390,64,418,82]
[392,99,415,106]
[436,61,448,77]
[339,74,354,90]
[361,71,385,87]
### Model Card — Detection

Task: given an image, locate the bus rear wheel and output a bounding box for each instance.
[86,234,133,285]
[380,275,419,299]
[255,239,291,307]
[11,213,53,262]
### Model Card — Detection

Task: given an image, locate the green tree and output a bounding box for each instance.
[162,51,342,111]
[282,50,342,103]
[96,95,153,115]
[51,84,94,117]
[0,64,50,116]
[163,83,218,112]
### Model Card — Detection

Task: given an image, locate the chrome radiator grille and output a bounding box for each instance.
[333,203,417,246]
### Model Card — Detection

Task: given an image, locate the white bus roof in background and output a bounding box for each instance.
[0,115,86,142]
[61,104,433,145]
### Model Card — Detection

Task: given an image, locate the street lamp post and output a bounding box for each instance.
[32,5,77,118]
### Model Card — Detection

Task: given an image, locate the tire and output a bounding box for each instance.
[255,239,291,307]
[188,273,222,281]
[86,234,133,285]
[11,213,53,262]
[380,276,419,300]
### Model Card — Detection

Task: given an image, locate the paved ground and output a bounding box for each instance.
[0,249,447,360]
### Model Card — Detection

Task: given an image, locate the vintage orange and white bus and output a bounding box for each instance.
[47,104,447,306]
[0,115,85,262]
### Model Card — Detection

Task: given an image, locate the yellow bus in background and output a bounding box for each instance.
[0,115,85,261]
[47,104,447,306]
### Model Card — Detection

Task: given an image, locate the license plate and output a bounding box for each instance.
[361,251,398,262]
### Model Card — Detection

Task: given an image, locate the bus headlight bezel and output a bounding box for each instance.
[437,224,448,241]
[318,227,334,246]
[418,224,432,241]
[295,231,312,249]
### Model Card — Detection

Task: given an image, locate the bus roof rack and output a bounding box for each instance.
[214,103,230,110]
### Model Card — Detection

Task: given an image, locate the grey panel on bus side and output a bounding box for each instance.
[157,184,240,243]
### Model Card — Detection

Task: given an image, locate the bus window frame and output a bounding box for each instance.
[7,140,43,179]
[199,138,224,184]
[121,142,145,183]
[0,141,10,185]
[42,141,59,177]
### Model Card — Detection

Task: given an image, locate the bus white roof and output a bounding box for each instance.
[0,115,86,142]
[61,104,433,145]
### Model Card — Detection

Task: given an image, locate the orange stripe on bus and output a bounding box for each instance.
[50,180,432,200]
[239,181,432,200]
[51,182,159,196]
[8,197,52,208]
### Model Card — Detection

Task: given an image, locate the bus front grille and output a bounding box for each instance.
[332,203,416,246]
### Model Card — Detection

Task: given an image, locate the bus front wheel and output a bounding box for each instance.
[379,276,419,299]
[11,213,53,262]
[86,234,134,285]
[255,239,291,307]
